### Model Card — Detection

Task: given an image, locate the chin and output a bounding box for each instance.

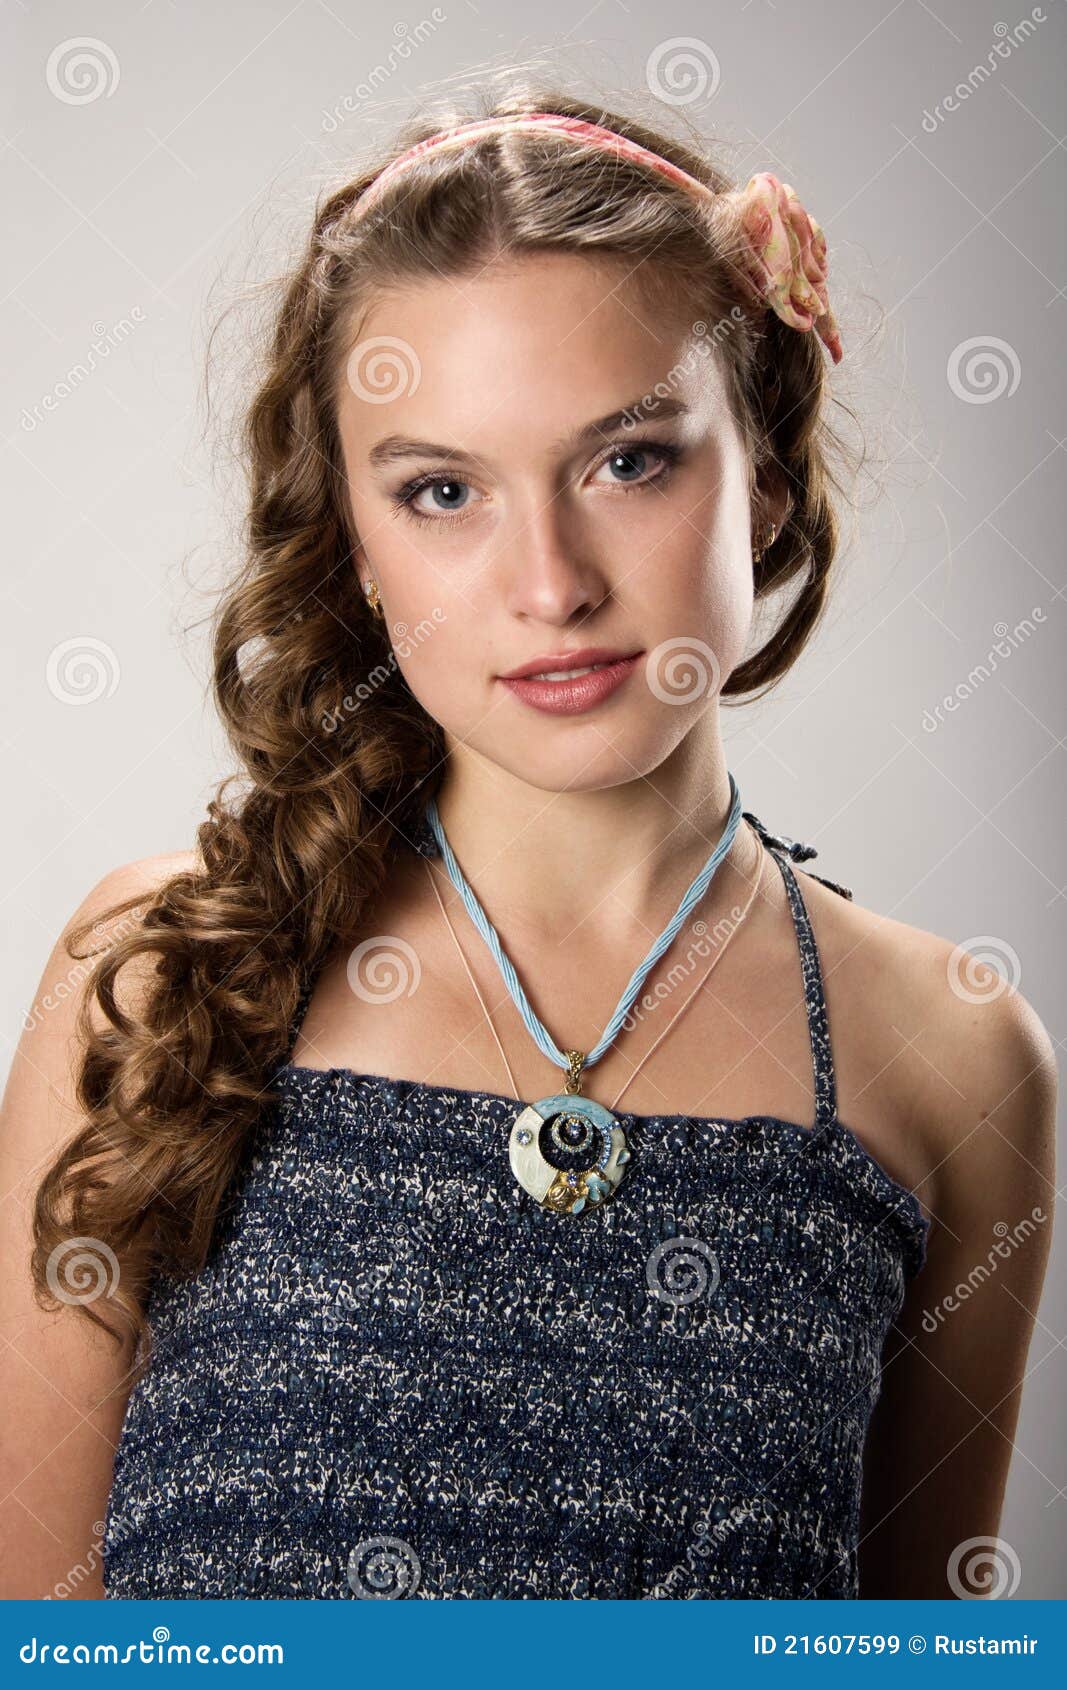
[473,721,693,795]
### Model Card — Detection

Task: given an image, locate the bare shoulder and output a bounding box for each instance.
[0,845,202,1596]
[77,846,202,927]
[798,870,1058,1223]
[73,849,202,996]
[4,840,205,1262]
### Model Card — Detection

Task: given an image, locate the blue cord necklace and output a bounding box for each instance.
[424,772,744,1216]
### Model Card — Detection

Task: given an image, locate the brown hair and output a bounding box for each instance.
[31,84,861,1351]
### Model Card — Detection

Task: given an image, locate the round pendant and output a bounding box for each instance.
[508,1092,630,1215]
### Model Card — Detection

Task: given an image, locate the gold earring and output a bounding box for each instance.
[363,578,385,619]
[753,523,777,566]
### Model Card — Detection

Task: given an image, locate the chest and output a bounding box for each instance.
[293,880,822,1127]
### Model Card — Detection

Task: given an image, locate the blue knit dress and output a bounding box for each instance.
[102,812,929,1599]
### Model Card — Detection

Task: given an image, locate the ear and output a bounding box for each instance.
[752,465,791,540]
[349,542,369,592]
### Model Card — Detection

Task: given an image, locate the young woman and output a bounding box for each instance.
[1,90,1056,1602]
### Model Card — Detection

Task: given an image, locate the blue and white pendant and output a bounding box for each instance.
[508,1093,630,1215]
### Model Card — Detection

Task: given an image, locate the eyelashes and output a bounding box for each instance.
[389,438,685,527]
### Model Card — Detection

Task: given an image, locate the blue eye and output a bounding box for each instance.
[602,448,653,482]
[391,437,682,527]
[592,440,682,489]
[396,477,480,523]
[424,480,470,511]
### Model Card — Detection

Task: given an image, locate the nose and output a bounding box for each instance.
[498,494,609,626]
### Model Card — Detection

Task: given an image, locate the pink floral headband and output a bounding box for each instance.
[353,113,843,364]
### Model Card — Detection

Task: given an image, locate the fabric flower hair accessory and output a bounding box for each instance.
[718,171,843,364]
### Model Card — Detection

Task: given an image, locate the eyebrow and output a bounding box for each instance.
[365,394,691,471]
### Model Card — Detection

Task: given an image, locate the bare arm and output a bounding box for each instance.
[0,854,190,1599]
[858,980,1057,1598]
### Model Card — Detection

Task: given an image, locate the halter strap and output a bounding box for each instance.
[282,977,315,1067]
[743,811,842,1132]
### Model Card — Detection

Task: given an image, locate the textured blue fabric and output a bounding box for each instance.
[103,819,929,1599]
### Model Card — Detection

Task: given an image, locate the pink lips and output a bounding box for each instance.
[497,653,642,715]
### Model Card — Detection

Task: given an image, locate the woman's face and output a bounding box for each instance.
[334,250,758,793]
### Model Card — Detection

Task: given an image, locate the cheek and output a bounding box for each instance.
[386,589,494,730]
[707,549,755,664]
[640,519,755,683]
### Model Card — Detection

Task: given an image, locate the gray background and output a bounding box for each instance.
[3,0,1064,1595]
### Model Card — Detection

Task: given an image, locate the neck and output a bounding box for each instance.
[427,730,749,949]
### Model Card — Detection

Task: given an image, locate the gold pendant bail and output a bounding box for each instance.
[563,1049,586,1095]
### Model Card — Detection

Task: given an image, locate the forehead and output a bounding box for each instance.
[334,250,732,460]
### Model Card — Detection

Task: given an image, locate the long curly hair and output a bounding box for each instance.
[31,83,861,1353]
